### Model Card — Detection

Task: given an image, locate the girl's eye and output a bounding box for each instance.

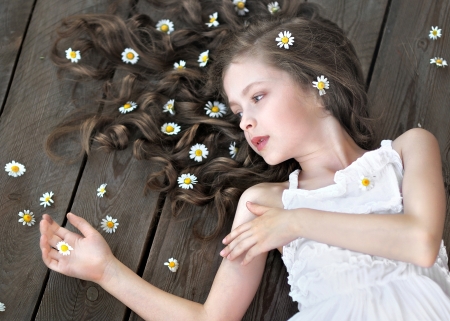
[237,112,243,118]
[253,94,263,103]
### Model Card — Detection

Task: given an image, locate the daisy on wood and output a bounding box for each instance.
[430,57,447,67]
[206,12,219,27]
[5,160,26,177]
[204,101,227,118]
[163,99,176,115]
[121,48,139,64]
[101,215,119,233]
[178,173,197,189]
[312,75,330,96]
[233,0,249,16]
[429,26,442,40]
[18,210,35,226]
[268,2,280,14]
[156,19,174,34]
[56,241,74,256]
[40,191,54,208]
[198,50,209,67]
[0,302,5,312]
[164,258,179,272]
[97,183,107,197]
[161,122,181,135]
[173,60,186,70]
[359,176,374,191]
[229,142,238,158]
[65,48,81,63]
[119,101,138,114]
[189,143,209,162]
[275,31,294,49]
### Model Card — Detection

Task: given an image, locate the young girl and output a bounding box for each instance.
[40,1,450,320]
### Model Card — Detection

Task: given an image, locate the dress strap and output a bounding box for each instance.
[380,139,393,148]
[288,169,301,189]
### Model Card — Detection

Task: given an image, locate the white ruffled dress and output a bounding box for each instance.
[282,140,450,320]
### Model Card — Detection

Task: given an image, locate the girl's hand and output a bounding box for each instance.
[39,213,115,283]
[220,202,298,265]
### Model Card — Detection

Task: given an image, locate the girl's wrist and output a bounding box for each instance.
[97,255,122,288]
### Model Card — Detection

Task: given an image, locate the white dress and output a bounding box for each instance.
[282,140,450,320]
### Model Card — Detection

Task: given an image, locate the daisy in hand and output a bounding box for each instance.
[40,191,54,208]
[101,215,119,233]
[56,241,74,256]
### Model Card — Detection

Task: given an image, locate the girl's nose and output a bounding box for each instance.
[239,114,255,131]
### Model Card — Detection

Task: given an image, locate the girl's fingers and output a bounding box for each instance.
[223,222,251,244]
[40,219,63,248]
[228,237,257,261]
[246,202,270,216]
[67,213,98,237]
[221,230,253,257]
[40,235,60,271]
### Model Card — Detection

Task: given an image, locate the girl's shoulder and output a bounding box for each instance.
[391,128,439,165]
[241,181,289,209]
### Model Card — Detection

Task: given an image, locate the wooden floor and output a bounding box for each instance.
[1,0,449,320]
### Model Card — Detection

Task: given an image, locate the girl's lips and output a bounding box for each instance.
[251,136,269,151]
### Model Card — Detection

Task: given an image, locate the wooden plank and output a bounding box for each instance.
[310,0,389,81]
[36,146,161,320]
[0,0,35,112]
[367,0,450,250]
[0,0,125,320]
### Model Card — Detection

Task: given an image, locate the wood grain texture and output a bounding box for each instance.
[0,0,35,111]
[367,0,450,252]
[310,0,389,81]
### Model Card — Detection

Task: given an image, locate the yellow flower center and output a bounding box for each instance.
[168,261,176,268]
[123,103,131,109]
[166,125,174,132]
[177,65,183,69]
[70,51,77,58]
[23,214,32,222]
[317,81,325,90]
[281,36,289,44]
[11,165,20,172]
[184,178,191,184]
[202,55,208,62]
[271,7,279,13]
[107,221,114,228]
[210,17,216,23]
[432,30,438,36]
[436,59,442,64]
[45,196,51,202]
[167,104,173,109]
[211,106,219,113]
[126,52,134,60]
[61,244,69,252]
[361,178,370,187]
[237,2,245,9]
[195,149,203,156]
[99,188,105,193]
[161,24,169,32]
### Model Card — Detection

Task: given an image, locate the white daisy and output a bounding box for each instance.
[312,75,330,96]
[204,101,227,118]
[56,241,74,256]
[156,19,175,34]
[97,183,107,197]
[229,142,238,158]
[359,176,374,191]
[5,160,26,177]
[164,258,179,272]
[163,99,176,115]
[178,173,197,189]
[189,143,209,162]
[429,26,442,40]
[18,210,35,226]
[233,0,249,16]
[65,48,81,63]
[121,48,139,64]
[206,12,219,27]
[173,60,186,69]
[275,30,294,49]
[161,122,181,135]
[101,215,119,233]
[268,2,280,14]
[0,302,4,312]
[119,101,138,114]
[198,50,209,67]
[430,57,448,67]
[40,191,54,208]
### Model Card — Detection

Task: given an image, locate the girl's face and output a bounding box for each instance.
[223,56,327,165]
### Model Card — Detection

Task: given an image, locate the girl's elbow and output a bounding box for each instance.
[413,230,441,268]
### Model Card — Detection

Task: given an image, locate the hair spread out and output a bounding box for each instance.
[46,0,375,240]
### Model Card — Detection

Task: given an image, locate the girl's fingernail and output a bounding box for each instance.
[222,238,226,244]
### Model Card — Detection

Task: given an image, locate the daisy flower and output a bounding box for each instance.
[204,101,227,118]
[121,48,139,64]
[18,210,35,226]
[173,60,186,69]
[198,50,209,67]
[5,160,26,177]
[156,19,174,34]
[359,176,374,191]
[101,215,119,233]
[229,142,238,158]
[0,302,5,312]
[163,99,176,115]
[233,0,249,16]
[56,241,74,256]
[268,2,280,14]
[40,191,54,208]
[275,31,294,49]
[119,101,138,114]
[97,183,107,197]
[65,48,81,63]
[189,143,209,162]
[430,57,448,67]
[312,75,330,96]
[164,258,179,272]
[178,173,197,189]
[161,122,181,135]
[429,26,442,40]
[206,12,219,27]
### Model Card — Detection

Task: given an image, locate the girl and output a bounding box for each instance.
[40,1,450,320]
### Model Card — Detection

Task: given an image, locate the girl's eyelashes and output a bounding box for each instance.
[252,94,264,103]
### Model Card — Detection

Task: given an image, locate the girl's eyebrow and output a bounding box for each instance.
[228,81,267,106]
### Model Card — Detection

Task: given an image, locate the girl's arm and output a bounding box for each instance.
[222,128,446,268]
[40,185,275,321]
